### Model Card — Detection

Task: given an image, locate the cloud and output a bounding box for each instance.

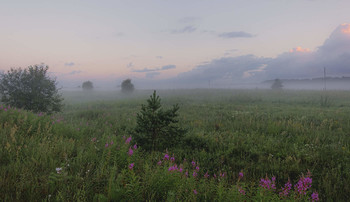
[115,32,124,37]
[176,55,270,84]
[156,56,163,59]
[218,31,254,38]
[171,26,196,34]
[146,72,161,78]
[264,23,350,79]
[132,65,176,73]
[132,68,157,73]
[64,62,75,66]
[224,49,238,56]
[178,16,199,24]
[173,23,350,87]
[126,62,134,68]
[67,70,82,75]
[161,65,176,70]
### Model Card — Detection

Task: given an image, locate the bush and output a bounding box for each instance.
[82,81,93,91]
[271,79,283,90]
[134,91,185,151]
[0,64,63,113]
[121,79,134,93]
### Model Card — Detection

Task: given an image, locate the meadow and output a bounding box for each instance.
[1,89,350,201]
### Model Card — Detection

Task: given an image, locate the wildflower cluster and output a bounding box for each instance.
[260,176,276,191]
[294,172,313,196]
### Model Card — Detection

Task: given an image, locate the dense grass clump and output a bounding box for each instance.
[1,89,350,201]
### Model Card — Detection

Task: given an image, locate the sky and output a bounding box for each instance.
[1,0,350,89]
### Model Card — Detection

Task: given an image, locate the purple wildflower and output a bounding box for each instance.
[129,163,134,170]
[193,171,198,178]
[294,175,312,195]
[133,144,137,150]
[157,160,162,165]
[125,136,132,144]
[193,189,198,195]
[128,147,133,156]
[239,172,244,179]
[196,166,199,171]
[170,156,175,162]
[279,180,292,198]
[105,143,109,148]
[311,192,319,201]
[260,176,276,191]
[238,186,246,195]
[204,172,209,178]
[191,161,196,167]
[163,153,169,161]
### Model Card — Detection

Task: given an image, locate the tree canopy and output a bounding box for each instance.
[0,64,63,113]
[271,79,283,90]
[82,81,94,91]
[121,79,135,93]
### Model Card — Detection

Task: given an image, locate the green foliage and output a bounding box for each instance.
[0,64,63,113]
[134,91,186,151]
[82,81,93,91]
[271,78,283,90]
[2,89,350,200]
[121,78,134,93]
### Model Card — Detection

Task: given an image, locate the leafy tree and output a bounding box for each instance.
[134,91,185,151]
[0,64,63,113]
[271,79,283,90]
[82,80,93,91]
[121,79,134,93]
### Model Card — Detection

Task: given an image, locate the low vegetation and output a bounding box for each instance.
[1,89,350,201]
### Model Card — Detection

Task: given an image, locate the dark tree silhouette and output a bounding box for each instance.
[121,79,135,93]
[271,79,283,90]
[0,64,63,113]
[82,81,93,91]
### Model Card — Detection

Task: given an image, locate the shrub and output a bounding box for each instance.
[121,79,134,93]
[82,81,93,91]
[134,91,185,151]
[271,79,283,90]
[0,64,63,113]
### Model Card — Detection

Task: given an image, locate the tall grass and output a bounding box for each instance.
[1,89,350,200]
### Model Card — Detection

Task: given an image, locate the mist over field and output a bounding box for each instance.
[2,1,350,201]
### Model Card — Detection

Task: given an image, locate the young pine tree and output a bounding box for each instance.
[134,91,185,151]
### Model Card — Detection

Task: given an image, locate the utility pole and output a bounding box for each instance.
[323,67,327,91]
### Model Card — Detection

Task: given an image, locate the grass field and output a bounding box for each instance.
[1,89,349,201]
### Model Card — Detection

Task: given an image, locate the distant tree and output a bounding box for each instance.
[0,64,63,113]
[82,81,93,91]
[134,91,186,151]
[271,79,283,90]
[121,79,134,93]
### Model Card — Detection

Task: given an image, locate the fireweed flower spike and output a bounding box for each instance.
[191,161,196,167]
[125,136,132,144]
[163,153,169,161]
[279,180,292,198]
[239,172,244,179]
[129,163,134,170]
[128,147,133,156]
[311,192,319,201]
